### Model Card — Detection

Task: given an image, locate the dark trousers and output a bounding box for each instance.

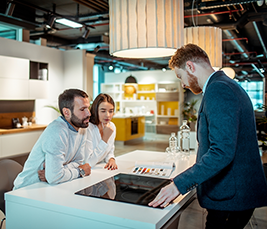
[205,208,255,229]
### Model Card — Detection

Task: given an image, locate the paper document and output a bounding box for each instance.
[131,161,175,178]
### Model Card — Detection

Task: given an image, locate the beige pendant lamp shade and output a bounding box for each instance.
[221,67,235,79]
[185,26,222,68]
[109,0,184,58]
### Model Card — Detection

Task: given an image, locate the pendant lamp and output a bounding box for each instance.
[185,26,222,69]
[220,67,236,79]
[109,0,184,58]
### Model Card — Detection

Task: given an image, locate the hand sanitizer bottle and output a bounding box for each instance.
[180,120,190,157]
[169,132,177,153]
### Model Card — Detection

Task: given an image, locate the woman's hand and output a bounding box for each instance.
[104,158,118,170]
[102,123,114,143]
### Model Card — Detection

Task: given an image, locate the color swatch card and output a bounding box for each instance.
[131,161,175,178]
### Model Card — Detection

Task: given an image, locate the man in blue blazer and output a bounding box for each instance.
[149,44,267,228]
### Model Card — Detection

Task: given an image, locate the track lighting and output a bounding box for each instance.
[46,15,56,28]
[82,28,90,39]
[5,1,15,16]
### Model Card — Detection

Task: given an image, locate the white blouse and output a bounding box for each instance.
[85,122,116,167]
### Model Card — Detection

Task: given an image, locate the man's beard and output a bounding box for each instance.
[187,71,202,95]
[70,112,90,128]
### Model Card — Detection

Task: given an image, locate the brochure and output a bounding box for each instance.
[131,161,175,178]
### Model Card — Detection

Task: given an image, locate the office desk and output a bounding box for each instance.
[5,150,196,229]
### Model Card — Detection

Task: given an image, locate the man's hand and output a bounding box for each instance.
[148,182,180,208]
[104,158,118,170]
[38,162,47,182]
[79,163,91,176]
[102,123,114,143]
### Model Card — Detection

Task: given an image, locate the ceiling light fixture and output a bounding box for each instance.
[220,67,235,79]
[184,26,222,69]
[5,1,15,16]
[82,27,90,39]
[109,0,184,58]
[56,18,83,28]
[46,15,56,29]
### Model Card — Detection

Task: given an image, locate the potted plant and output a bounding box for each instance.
[182,99,198,131]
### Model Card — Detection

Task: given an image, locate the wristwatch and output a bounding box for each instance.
[79,167,85,177]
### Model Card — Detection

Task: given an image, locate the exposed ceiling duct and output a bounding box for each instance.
[0,0,267,76]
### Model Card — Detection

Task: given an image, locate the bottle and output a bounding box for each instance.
[180,120,190,157]
[169,132,177,153]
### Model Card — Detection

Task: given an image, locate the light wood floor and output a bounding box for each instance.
[114,135,267,229]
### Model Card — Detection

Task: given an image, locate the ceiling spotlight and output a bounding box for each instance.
[93,45,100,53]
[5,1,15,16]
[82,28,90,39]
[46,15,56,29]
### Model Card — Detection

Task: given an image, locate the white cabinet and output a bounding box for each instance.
[0,131,43,158]
[0,55,29,99]
[29,80,49,99]
[0,55,29,80]
[0,78,29,100]
[0,55,49,100]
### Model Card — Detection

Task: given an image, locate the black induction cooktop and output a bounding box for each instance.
[75,173,172,208]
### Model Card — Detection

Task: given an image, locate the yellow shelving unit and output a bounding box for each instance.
[101,81,184,135]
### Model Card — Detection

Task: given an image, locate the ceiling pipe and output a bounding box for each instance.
[222,37,248,43]
[190,0,257,11]
[223,30,265,78]
[184,9,240,18]
[223,51,258,56]
[252,21,267,58]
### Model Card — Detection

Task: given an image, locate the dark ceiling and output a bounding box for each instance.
[0,0,267,81]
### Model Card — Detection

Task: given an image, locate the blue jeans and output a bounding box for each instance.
[205,208,254,229]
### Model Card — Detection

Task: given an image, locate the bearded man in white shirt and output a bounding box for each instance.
[14,89,91,190]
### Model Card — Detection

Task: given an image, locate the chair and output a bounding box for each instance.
[0,159,23,214]
[0,209,6,229]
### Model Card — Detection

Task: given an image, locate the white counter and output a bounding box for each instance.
[5,150,196,229]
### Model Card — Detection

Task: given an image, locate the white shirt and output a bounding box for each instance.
[202,71,218,95]
[85,122,116,167]
[14,117,87,190]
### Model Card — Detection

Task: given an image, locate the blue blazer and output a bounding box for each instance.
[173,71,267,211]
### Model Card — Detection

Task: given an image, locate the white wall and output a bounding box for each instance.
[63,49,85,90]
[104,70,180,83]
[0,38,93,124]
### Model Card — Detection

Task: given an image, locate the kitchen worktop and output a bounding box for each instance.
[113,114,146,118]
[5,150,196,229]
[0,124,47,135]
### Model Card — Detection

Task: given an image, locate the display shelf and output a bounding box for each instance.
[121,100,156,102]
[30,61,48,80]
[157,115,178,118]
[101,81,184,135]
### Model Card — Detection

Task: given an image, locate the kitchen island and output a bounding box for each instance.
[5,150,196,229]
